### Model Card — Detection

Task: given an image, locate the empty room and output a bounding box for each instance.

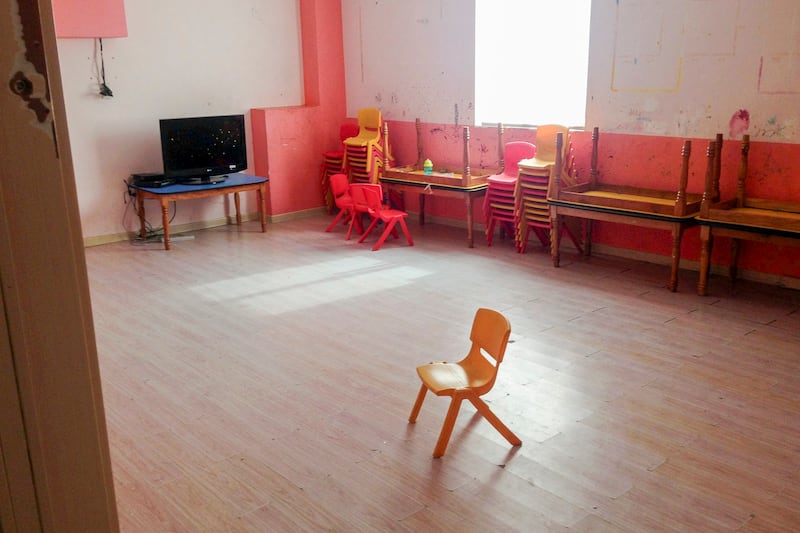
[3,0,800,531]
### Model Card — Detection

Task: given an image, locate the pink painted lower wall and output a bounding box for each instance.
[251,106,345,215]
[250,0,347,217]
[382,119,800,282]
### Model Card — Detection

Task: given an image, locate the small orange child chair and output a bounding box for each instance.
[408,308,521,458]
[357,184,414,251]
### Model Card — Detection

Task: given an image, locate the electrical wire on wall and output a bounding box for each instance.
[96,38,113,97]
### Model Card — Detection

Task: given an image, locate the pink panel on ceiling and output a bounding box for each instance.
[53,0,128,38]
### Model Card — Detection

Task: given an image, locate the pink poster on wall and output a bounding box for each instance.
[52,0,127,38]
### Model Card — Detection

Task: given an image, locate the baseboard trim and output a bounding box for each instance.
[589,243,800,291]
[83,208,328,248]
[84,211,799,290]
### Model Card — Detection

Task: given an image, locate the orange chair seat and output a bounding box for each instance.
[417,362,491,394]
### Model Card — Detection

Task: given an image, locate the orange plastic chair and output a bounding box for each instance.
[324,173,354,233]
[358,184,414,251]
[520,124,569,170]
[408,308,521,458]
[343,108,383,179]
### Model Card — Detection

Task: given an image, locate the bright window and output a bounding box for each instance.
[474,0,592,128]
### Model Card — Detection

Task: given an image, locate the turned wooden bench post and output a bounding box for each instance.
[729,135,750,283]
[584,126,600,256]
[549,132,564,267]
[698,139,719,295]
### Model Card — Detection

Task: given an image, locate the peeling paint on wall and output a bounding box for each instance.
[10,0,52,127]
[729,109,750,139]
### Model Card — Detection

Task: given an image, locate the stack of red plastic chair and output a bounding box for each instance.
[484,141,536,246]
[321,122,360,213]
[344,108,386,184]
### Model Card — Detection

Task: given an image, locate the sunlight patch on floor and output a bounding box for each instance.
[190,256,432,314]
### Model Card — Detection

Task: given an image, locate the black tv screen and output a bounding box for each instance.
[159,114,247,184]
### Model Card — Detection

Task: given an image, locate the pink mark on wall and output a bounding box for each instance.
[729,109,750,138]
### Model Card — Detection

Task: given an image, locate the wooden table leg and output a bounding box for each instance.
[259,183,267,232]
[729,237,741,284]
[550,209,561,267]
[160,199,171,250]
[137,194,146,239]
[466,194,474,248]
[234,192,242,225]
[698,225,712,296]
[668,223,684,292]
[418,193,426,225]
[584,219,593,256]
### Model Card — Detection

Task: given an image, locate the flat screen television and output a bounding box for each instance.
[159,114,247,185]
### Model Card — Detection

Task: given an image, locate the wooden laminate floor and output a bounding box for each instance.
[85,215,800,532]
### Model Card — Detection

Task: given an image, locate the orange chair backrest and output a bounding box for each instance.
[458,308,511,395]
[503,141,536,177]
[358,107,382,131]
[344,108,382,147]
[533,124,569,162]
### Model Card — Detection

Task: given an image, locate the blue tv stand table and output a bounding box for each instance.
[132,173,269,250]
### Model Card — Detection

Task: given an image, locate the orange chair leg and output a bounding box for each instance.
[408,384,427,423]
[433,395,464,458]
[468,396,522,447]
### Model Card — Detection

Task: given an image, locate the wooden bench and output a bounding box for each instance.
[548,127,709,292]
[697,134,800,295]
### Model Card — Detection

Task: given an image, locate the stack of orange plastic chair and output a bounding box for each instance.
[321,122,360,213]
[484,141,536,246]
[515,125,582,253]
[344,108,386,183]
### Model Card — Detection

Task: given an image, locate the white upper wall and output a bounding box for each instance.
[341,0,475,124]
[343,0,800,142]
[588,0,800,140]
[57,0,303,240]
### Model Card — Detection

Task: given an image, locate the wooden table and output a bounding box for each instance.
[381,168,489,248]
[133,173,268,250]
[696,135,800,295]
[548,129,704,292]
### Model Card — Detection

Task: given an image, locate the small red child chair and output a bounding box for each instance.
[357,184,414,251]
[325,173,354,233]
